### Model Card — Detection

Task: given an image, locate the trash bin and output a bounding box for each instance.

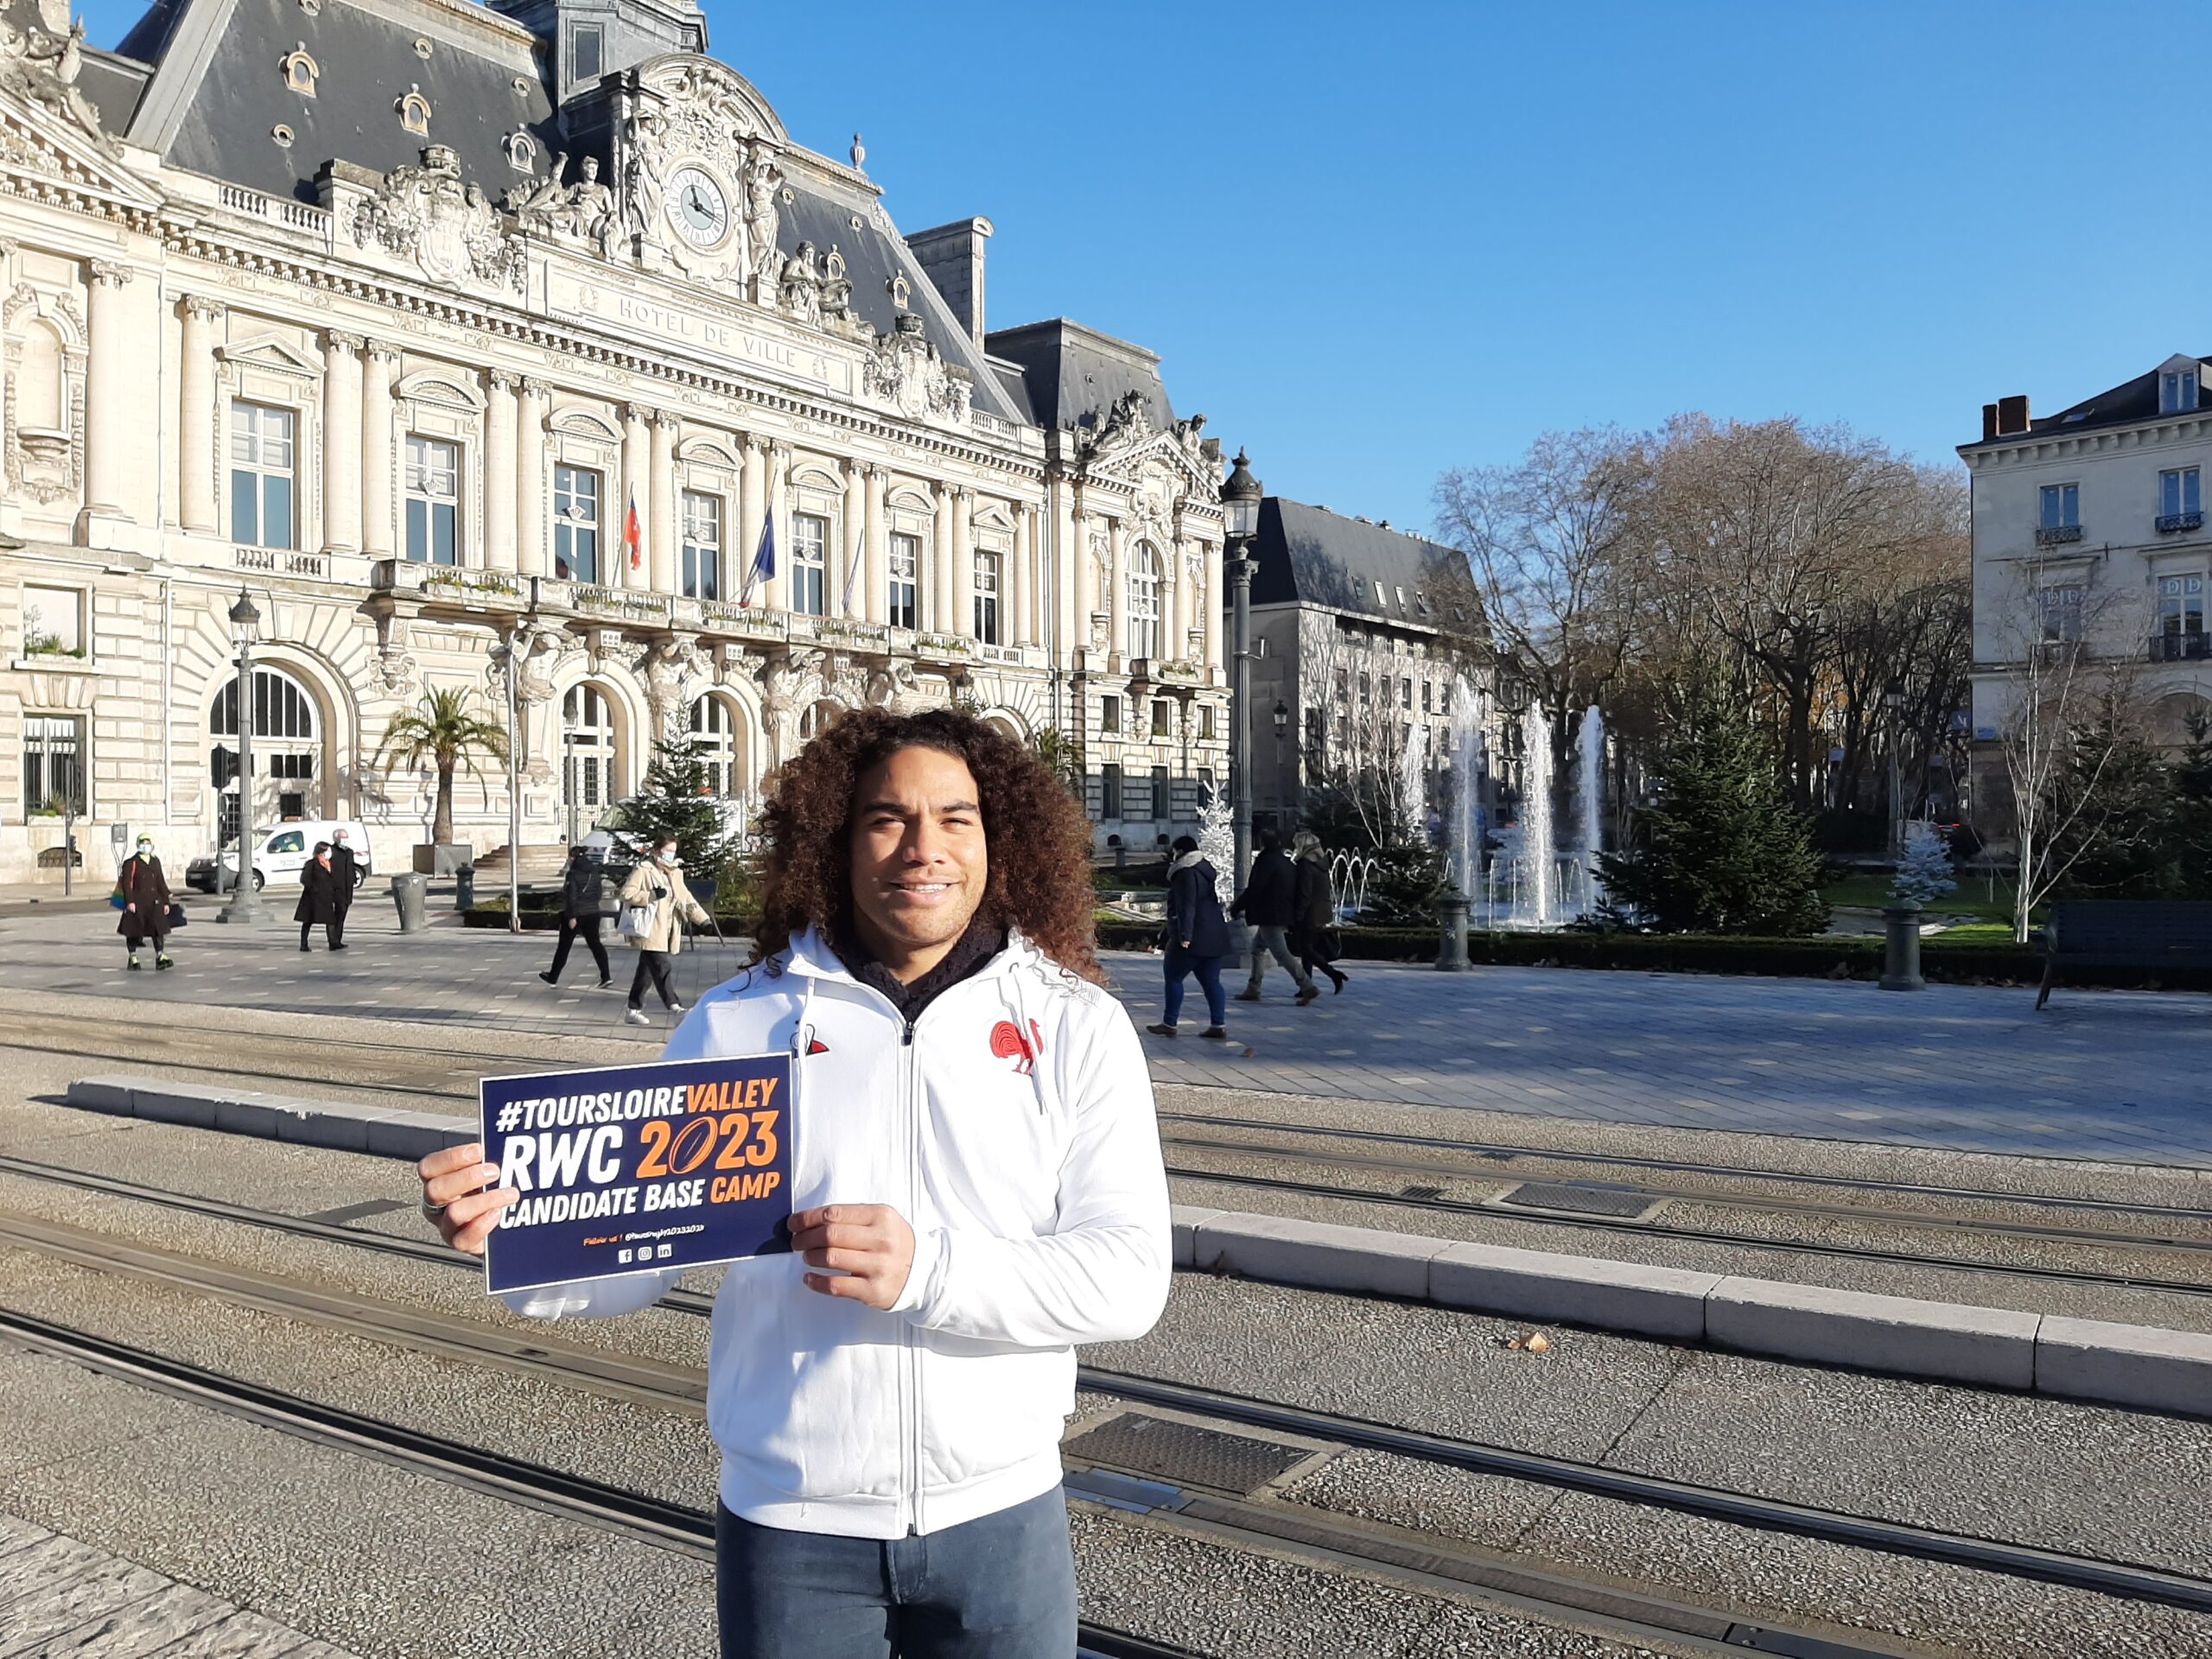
[454,865,475,910]
[391,872,429,933]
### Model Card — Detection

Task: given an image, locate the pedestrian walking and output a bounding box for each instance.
[1147,834,1230,1039]
[1231,827,1317,1004]
[617,836,710,1026]
[296,840,340,952]
[115,835,175,971]
[417,706,1168,1658]
[541,842,613,988]
[1291,830,1349,994]
[327,827,358,951]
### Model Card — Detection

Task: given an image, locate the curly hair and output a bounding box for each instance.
[749,706,1103,984]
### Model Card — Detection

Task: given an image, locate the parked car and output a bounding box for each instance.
[186,818,372,893]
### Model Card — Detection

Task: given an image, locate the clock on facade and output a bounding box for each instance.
[668,163,730,249]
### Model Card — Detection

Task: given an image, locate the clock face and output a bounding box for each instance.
[668,164,730,249]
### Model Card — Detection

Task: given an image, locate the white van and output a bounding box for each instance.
[188,820,372,893]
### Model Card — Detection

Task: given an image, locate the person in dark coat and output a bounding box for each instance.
[540,843,613,988]
[116,836,175,971]
[327,827,358,951]
[1230,828,1315,1004]
[296,841,340,952]
[1147,835,1232,1039]
[1291,830,1348,994]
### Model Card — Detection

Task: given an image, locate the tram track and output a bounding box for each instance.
[3,1213,2202,1656]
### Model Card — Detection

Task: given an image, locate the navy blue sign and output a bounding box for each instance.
[480,1052,793,1295]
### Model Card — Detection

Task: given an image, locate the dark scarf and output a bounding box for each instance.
[832,913,1007,1024]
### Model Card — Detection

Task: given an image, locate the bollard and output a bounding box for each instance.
[454,865,476,911]
[391,872,429,933]
[1879,898,1924,992]
[1434,886,1471,972]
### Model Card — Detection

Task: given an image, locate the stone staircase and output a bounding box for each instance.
[475,842,569,882]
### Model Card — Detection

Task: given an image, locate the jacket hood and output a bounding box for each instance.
[1170,850,1209,874]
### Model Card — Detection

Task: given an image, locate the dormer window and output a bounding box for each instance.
[280,44,319,97]
[396,86,431,136]
[504,130,537,173]
[571,23,601,82]
[2164,367,2201,414]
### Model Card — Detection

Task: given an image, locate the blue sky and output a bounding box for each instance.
[76,1,2212,531]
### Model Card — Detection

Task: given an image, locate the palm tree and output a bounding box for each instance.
[378,687,508,848]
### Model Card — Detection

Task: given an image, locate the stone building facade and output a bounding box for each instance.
[0,0,1229,883]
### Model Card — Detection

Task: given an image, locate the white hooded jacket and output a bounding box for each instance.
[501,925,1172,1539]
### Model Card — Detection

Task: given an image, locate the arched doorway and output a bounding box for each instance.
[689,694,742,795]
[210,664,323,841]
[799,699,846,741]
[562,683,619,842]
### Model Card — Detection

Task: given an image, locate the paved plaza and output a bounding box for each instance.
[3,902,2207,1167]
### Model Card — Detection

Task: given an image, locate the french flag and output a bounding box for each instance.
[740,512,776,609]
[624,488,643,573]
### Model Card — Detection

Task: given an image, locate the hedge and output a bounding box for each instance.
[463,896,759,935]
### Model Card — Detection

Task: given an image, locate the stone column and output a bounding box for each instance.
[515,378,547,579]
[864,464,888,625]
[82,260,135,521]
[1055,482,1080,659]
[360,340,398,558]
[1203,538,1224,675]
[931,485,954,633]
[837,459,866,620]
[649,410,678,594]
[950,486,974,639]
[319,331,362,555]
[1010,505,1032,648]
[1107,515,1128,661]
[620,404,651,588]
[1173,536,1194,662]
[484,372,518,573]
[1071,495,1094,657]
[178,297,224,533]
[737,436,766,603]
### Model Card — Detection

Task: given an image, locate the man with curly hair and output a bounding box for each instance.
[418,706,1171,1658]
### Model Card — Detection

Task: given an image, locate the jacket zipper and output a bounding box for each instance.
[903,1014,923,1535]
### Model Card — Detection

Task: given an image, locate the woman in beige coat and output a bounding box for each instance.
[620,836,711,1026]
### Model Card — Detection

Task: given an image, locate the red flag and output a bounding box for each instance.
[624,488,643,572]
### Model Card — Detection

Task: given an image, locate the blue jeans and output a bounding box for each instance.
[715,1486,1077,1658]
[1163,949,1227,1027]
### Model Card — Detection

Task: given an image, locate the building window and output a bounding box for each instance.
[1101,762,1122,819]
[1151,699,1170,739]
[789,512,828,616]
[2038,583,2084,643]
[404,435,460,565]
[1358,671,1371,705]
[888,531,919,629]
[563,683,616,823]
[22,585,83,658]
[1123,767,1152,822]
[1401,678,1413,710]
[1150,765,1169,822]
[1200,704,1216,740]
[1440,681,1453,715]
[396,86,432,136]
[682,491,721,601]
[1198,766,1217,802]
[554,465,601,583]
[689,695,736,795]
[280,46,319,96]
[570,22,601,80]
[2160,467,2203,531]
[1128,543,1160,659]
[2163,369,2201,415]
[2037,482,2081,541]
[229,401,296,550]
[973,550,1001,645]
[22,715,84,815]
[2158,575,2204,657]
[1421,680,1433,714]
[1101,694,1122,735]
[1333,668,1349,705]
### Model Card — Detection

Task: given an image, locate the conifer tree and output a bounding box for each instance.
[615,734,740,880]
[1891,819,1957,903]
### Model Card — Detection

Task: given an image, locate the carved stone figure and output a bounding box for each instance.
[862,314,975,423]
[743,152,783,294]
[0,14,107,146]
[643,635,706,734]
[1173,411,1208,456]
[866,663,919,709]
[569,156,618,254]
[353,145,524,291]
[505,150,570,223]
[620,113,666,254]
[779,239,822,325]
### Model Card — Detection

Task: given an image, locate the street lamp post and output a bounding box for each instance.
[491,621,537,935]
[1270,699,1288,838]
[1219,448,1263,904]
[219,588,264,925]
[1885,679,1905,861]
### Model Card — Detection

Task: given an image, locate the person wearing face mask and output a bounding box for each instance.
[327,828,358,951]
[296,840,341,953]
[115,836,175,971]
[617,836,709,1026]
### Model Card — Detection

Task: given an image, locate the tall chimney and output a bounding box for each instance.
[1996,394,2031,435]
[1981,404,1999,442]
[904,217,994,343]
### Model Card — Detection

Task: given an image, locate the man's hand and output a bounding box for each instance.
[791,1205,914,1310]
[418,1141,516,1255]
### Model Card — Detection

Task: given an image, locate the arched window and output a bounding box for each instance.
[396,86,432,137]
[280,44,320,96]
[799,700,844,741]
[1128,542,1160,661]
[689,695,737,796]
[562,683,617,839]
[210,664,321,827]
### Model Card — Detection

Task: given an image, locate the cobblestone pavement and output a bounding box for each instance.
[4,904,2207,1167]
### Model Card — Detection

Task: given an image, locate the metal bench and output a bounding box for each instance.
[2036,900,2212,1008]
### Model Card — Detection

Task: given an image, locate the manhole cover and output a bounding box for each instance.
[1399,1184,1445,1200]
[1064,1413,1309,1494]
[1496,1181,1654,1219]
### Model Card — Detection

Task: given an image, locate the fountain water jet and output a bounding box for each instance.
[1519,702,1554,926]
[1575,704,1605,915]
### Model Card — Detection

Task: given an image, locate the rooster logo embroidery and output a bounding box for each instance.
[989,1018,1046,1076]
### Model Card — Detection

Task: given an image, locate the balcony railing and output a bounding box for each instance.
[2034,523,2085,546]
[2158,512,2206,534]
[2151,632,2211,662]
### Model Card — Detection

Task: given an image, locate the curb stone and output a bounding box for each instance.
[60,1076,2212,1417]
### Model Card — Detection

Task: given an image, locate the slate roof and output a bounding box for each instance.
[1250,498,1482,635]
[985,318,1175,436]
[100,0,1024,423]
[1972,356,2212,447]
